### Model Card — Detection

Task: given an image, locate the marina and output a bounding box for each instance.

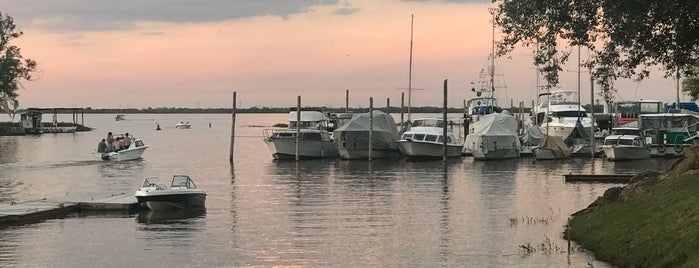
[0,113,680,267]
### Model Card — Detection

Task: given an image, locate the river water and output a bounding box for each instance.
[0,113,675,267]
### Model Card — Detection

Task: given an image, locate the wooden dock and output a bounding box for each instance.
[564,173,635,183]
[0,193,139,225]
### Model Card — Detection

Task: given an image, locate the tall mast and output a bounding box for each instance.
[490,12,495,97]
[407,14,414,122]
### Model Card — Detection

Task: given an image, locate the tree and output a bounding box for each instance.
[0,12,37,119]
[493,0,699,101]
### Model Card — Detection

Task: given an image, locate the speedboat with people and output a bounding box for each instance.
[397,117,463,158]
[264,111,339,160]
[95,134,148,161]
[175,121,191,129]
[134,175,207,210]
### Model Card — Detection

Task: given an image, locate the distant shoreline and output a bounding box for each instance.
[17,106,532,114]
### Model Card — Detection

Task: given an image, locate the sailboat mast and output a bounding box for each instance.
[490,13,495,96]
[407,14,414,122]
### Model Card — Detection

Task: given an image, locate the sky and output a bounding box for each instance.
[2,0,687,109]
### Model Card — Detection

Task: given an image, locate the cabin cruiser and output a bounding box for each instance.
[134,175,207,210]
[464,112,521,160]
[175,121,191,129]
[264,111,338,160]
[95,135,148,161]
[334,110,400,159]
[601,130,650,161]
[397,118,463,158]
[533,90,593,139]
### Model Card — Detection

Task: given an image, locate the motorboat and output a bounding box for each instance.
[115,114,125,121]
[334,110,400,160]
[533,90,594,139]
[134,175,207,210]
[175,121,191,129]
[601,134,650,161]
[397,118,463,158]
[95,135,148,161]
[533,135,572,160]
[263,111,338,160]
[464,112,521,160]
[638,113,699,157]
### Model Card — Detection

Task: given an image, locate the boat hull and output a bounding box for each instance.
[97,146,148,161]
[265,138,337,160]
[338,149,399,160]
[135,192,206,210]
[397,140,463,158]
[648,144,686,158]
[602,146,651,161]
[471,148,520,160]
[533,147,571,160]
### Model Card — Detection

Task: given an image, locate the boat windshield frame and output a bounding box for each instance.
[171,175,197,189]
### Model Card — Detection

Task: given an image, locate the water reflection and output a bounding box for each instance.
[0,137,18,164]
[136,207,206,224]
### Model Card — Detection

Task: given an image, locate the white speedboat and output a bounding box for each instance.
[115,114,125,121]
[95,136,148,161]
[134,175,207,210]
[397,118,463,158]
[601,134,650,161]
[264,111,338,160]
[464,112,521,160]
[334,110,400,160]
[175,121,191,129]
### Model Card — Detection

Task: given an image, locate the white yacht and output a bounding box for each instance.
[397,118,463,158]
[175,121,191,129]
[533,90,593,139]
[464,112,521,160]
[134,175,207,210]
[264,111,338,160]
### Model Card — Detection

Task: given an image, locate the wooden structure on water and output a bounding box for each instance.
[564,173,634,183]
[20,107,85,134]
[0,193,138,225]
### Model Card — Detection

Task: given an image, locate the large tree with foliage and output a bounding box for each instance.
[493,0,699,102]
[0,12,37,119]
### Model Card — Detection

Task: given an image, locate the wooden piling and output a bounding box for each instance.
[345,89,349,113]
[443,79,448,162]
[369,97,373,161]
[590,75,595,158]
[400,93,405,130]
[386,98,390,113]
[296,96,301,161]
[229,91,236,163]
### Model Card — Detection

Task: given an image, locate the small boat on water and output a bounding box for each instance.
[601,133,650,161]
[334,110,400,160]
[397,118,463,158]
[264,111,338,160]
[115,114,125,121]
[533,135,572,160]
[134,175,207,210]
[464,113,521,160]
[175,121,191,129]
[95,136,148,161]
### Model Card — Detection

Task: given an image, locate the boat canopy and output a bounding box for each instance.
[333,110,399,150]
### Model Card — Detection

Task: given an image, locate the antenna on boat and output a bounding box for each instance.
[407,14,414,123]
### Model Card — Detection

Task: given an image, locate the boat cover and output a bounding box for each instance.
[521,124,545,146]
[333,110,399,150]
[538,135,571,158]
[465,113,521,152]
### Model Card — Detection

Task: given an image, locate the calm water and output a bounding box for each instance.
[0,113,675,267]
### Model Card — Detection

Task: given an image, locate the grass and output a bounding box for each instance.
[568,172,699,267]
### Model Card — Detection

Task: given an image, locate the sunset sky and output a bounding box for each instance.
[3,0,685,109]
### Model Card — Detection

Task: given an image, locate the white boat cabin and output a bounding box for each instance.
[603,135,645,147]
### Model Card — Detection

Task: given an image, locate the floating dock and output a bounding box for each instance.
[564,173,635,183]
[0,193,138,225]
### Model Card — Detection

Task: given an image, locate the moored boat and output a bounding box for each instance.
[533,135,572,160]
[334,110,400,160]
[134,175,207,210]
[601,134,650,161]
[464,113,521,160]
[175,121,191,129]
[638,113,699,157]
[263,111,338,160]
[397,118,463,158]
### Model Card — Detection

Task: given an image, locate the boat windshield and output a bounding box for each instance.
[142,177,160,187]
[171,175,197,189]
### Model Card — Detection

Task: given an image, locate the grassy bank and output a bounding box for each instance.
[568,172,699,267]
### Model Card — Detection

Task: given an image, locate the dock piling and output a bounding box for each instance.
[296,96,301,161]
[229,91,236,163]
[443,79,448,162]
[369,97,373,161]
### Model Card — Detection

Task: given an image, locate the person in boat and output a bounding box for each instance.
[97,139,107,153]
[156,123,161,130]
[123,133,132,148]
[106,132,114,151]
[113,137,123,152]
